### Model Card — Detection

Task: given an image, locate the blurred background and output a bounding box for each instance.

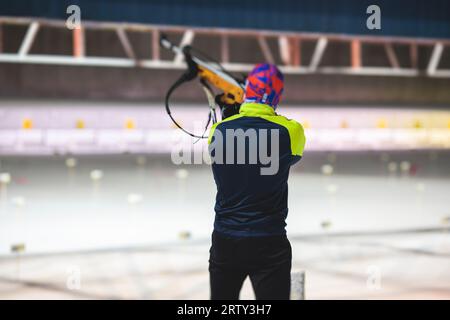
[0,0,449,299]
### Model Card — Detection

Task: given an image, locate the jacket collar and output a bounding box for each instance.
[239,103,276,116]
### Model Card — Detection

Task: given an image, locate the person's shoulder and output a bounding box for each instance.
[273,113,304,135]
[208,114,243,144]
[272,113,306,156]
[208,121,221,144]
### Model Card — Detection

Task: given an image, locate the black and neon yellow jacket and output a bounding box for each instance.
[208,103,306,237]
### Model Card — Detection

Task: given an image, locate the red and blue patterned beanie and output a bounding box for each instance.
[244,63,284,109]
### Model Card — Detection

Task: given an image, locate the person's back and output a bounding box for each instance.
[209,103,304,237]
[208,64,306,300]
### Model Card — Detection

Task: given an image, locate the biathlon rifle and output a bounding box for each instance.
[160,35,245,139]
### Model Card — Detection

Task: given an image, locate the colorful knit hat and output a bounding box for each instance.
[244,63,284,108]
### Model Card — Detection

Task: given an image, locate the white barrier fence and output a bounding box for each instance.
[0,128,449,155]
[1,102,449,154]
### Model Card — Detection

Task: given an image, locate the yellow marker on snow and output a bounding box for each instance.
[76,119,85,129]
[178,231,191,240]
[125,118,135,130]
[22,118,33,130]
[413,120,423,129]
[376,118,387,129]
[340,120,348,129]
[301,121,310,129]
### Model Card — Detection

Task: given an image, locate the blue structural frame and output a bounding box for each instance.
[1,0,450,38]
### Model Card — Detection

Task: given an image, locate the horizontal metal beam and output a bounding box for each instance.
[431,70,450,78]
[0,54,141,67]
[0,16,450,78]
[1,16,450,46]
[0,53,439,77]
[315,66,419,76]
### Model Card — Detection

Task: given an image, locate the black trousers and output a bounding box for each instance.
[209,231,292,300]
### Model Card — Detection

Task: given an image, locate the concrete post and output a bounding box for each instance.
[291,270,305,300]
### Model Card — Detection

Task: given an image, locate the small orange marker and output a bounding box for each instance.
[125,118,135,130]
[22,119,33,130]
[413,120,423,129]
[376,119,387,129]
[76,119,85,129]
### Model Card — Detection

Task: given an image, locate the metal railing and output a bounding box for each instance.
[0,16,449,78]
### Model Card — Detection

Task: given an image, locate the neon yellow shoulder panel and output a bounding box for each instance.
[207,113,243,144]
[260,114,306,156]
[208,103,306,156]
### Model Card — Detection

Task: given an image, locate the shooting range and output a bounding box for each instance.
[0,0,449,300]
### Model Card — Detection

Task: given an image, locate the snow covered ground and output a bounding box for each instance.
[0,151,449,299]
